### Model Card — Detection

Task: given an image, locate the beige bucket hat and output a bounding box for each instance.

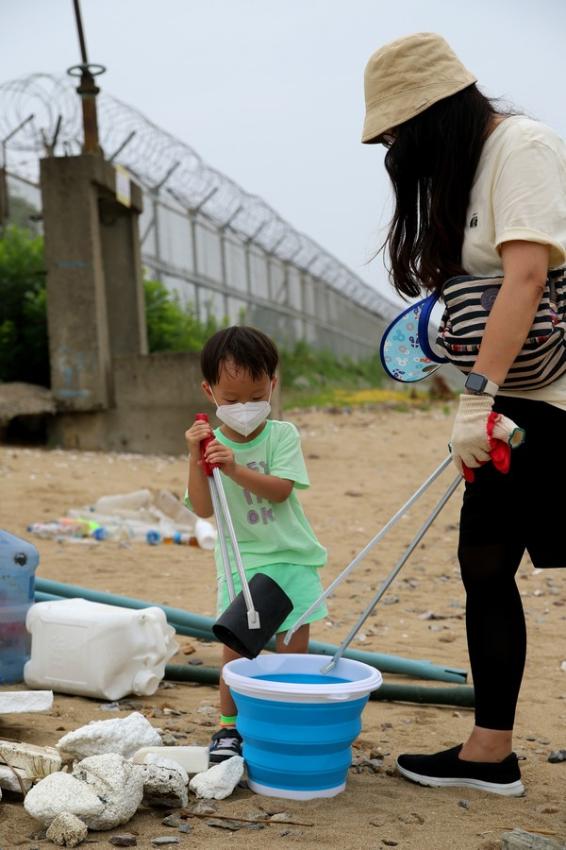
[362,32,477,143]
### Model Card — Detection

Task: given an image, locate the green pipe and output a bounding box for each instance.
[34,578,467,683]
[164,664,475,707]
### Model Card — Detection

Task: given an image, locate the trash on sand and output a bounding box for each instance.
[24,772,105,826]
[189,756,244,800]
[0,739,62,779]
[140,761,189,809]
[27,489,216,549]
[45,812,89,848]
[56,712,162,760]
[25,600,178,701]
[0,764,33,794]
[0,690,53,714]
[132,745,209,775]
[71,753,145,831]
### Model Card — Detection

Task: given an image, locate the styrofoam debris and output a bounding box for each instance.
[132,745,209,774]
[0,739,62,777]
[57,711,161,759]
[139,762,189,808]
[142,754,189,785]
[71,753,144,831]
[0,763,33,793]
[189,756,244,800]
[24,772,105,826]
[46,812,89,847]
[0,690,53,714]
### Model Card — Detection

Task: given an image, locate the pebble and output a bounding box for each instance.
[192,801,218,815]
[539,804,559,813]
[382,841,398,847]
[178,823,192,834]
[188,659,203,666]
[458,799,470,809]
[382,596,400,606]
[548,750,566,763]
[151,838,180,847]
[162,815,182,828]
[109,837,138,848]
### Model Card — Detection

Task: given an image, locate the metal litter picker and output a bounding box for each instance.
[196,414,292,659]
[284,456,462,672]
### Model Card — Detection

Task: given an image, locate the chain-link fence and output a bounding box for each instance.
[0,73,398,358]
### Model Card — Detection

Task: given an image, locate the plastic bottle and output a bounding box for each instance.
[94,489,153,515]
[0,530,40,684]
[195,518,217,550]
[24,598,178,700]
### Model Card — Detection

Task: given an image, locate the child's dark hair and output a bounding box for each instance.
[201,326,279,385]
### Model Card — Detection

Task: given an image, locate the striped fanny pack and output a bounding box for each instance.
[436,269,566,390]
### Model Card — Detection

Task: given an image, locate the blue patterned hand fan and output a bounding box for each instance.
[379,293,448,383]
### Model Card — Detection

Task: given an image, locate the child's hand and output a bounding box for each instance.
[204,440,236,476]
[185,420,212,456]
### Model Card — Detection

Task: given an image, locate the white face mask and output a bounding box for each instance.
[211,386,273,437]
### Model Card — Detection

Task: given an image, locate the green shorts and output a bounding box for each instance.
[217,563,328,634]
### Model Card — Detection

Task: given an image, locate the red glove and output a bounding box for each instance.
[462,411,524,482]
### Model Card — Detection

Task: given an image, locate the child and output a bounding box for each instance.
[185,325,327,762]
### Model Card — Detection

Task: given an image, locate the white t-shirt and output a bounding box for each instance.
[462,115,566,410]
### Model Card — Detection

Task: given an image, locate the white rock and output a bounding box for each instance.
[189,756,244,800]
[0,764,33,793]
[0,739,62,777]
[0,690,53,714]
[72,753,144,830]
[24,772,104,826]
[57,711,161,759]
[46,812,88,847]
[140,762,188,808]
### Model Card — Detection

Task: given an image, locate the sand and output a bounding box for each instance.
[1,405,565,850]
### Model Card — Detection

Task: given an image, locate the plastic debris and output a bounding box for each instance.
[57,712,162,760]
[189,756,244,800]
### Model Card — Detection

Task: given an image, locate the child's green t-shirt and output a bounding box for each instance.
[185,420,327,577]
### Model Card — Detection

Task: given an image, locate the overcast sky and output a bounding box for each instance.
[2,0,565,304]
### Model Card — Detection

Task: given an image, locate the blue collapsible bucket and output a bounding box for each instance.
[223,653,382,799]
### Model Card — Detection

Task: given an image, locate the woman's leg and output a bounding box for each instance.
[458,539,526,761]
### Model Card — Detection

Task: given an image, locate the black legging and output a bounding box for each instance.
[457,395,566,730]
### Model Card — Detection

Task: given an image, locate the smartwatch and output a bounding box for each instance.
[464,372,499,397]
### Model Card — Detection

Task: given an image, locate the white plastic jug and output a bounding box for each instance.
[24,599,178,701]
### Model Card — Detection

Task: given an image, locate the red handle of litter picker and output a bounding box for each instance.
[195,413,217,477]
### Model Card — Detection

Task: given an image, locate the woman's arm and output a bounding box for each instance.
[473,240,550,385]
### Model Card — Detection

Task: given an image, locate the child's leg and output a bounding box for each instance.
[209,644,243,763]
[276,623,310,653]
[219,644,241,722]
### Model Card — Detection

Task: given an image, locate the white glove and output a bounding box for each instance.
[450,393,525,475]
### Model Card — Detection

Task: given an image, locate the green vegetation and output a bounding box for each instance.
[0,226,48,385]
[0,226,393,407]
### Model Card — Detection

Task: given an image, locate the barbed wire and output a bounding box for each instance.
[0,73,397,320]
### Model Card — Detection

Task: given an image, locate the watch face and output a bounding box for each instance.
[466,373,486,393]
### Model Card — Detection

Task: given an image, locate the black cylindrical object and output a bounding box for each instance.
[212,573,293,659]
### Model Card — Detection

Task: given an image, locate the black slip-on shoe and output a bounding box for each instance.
[209,727,243,764]
[396,744,525,796]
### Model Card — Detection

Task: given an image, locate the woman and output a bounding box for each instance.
[362,32,566,796]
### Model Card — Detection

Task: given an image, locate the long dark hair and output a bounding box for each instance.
[382,84,498,297]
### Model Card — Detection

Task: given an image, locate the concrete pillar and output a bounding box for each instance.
[40,155,146,411]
